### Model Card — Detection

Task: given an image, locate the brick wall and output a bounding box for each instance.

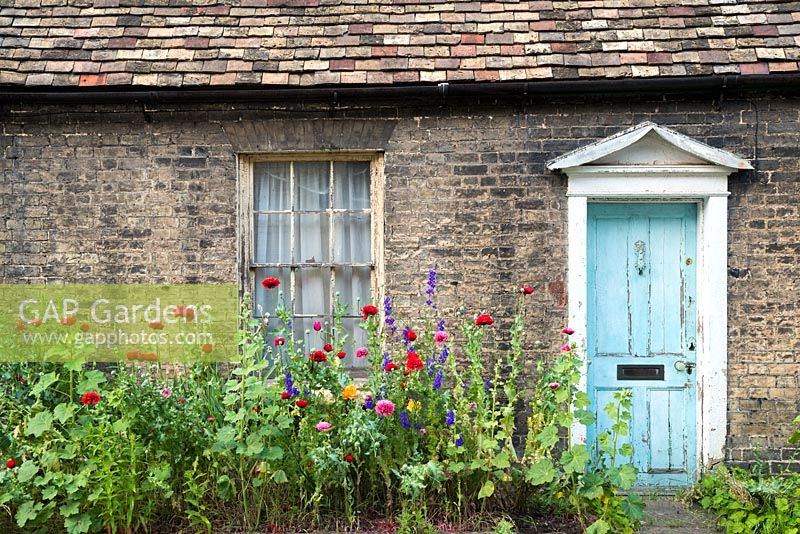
[1,93,798,469]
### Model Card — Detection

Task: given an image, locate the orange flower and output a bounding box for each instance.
[342,384,357,400]
[201,343,213,354]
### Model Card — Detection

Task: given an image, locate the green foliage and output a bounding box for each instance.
[0,275,645,533]
[694,465,800,533]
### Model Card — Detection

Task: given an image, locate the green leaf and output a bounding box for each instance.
[560,445,590,474]
[26,411,53,438]
[31,372,59,397]
[478,479,495,499]
[63,360,83,372]
[15,500,42,527]
[574,409,596,426]
[536,425,559,449]
[42,486,58,500]
[76,370,106,394]
[619,443,634,457]
[525,458,556,486]
[448,462,465,474]
[64,512,93,534]
[586,519,610,534]
[492,451,511,469]
[621,494,646,521]
[112,418,130,433]
[213,426,237,451]
[611,463,638,489]
[53,403,75,424]
[245,433,264,456]
[271,470,288,484]
[17,461,39,483]
[264,446,283,461]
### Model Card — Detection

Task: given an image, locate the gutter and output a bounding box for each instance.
[0,73,799,104]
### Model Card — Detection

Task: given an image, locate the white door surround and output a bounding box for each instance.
[546,122,753,473]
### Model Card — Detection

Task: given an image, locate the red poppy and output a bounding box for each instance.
[295,399,308,408]
[201,343,213,354]
[15,321,25,331]
[406,330,418,342]
[29,318,41,326]
[207,417,216,422]
[148,320,164,330]
[60,316,77,326]
[261,277,280,289]
[274,337,285,346]
[6,459,15,469]
[336,351,346,359]
[280,391,291,400]
[406,352,424,371]
[345,454,354,463]
[475,313,494,326]
[80,391,102,406]
[324,343,333,352]
[310,350,327,363]
[361,304,379,320]
[520,286,535,295]
[16,375,25,383]
[253,406,260,413]
[384,362,399,372]
[176,397,185,405]
[80,323,90,332]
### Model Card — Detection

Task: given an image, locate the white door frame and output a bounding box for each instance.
[547,122,752,474]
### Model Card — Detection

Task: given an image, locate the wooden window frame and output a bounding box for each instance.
[237,152,385,346]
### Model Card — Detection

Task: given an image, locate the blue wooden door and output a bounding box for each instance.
[587,202,697,487]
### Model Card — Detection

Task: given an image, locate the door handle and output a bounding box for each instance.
[674,361,695,375]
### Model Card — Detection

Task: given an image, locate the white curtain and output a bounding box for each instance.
[295,162,329,317]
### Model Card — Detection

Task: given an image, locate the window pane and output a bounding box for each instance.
[254,162,290,211]
[295,161,329,211]
[253,267,290,318]
[340,318,369,369]
[334,214,371,263]
[293,316,329,350]
[295,268,331,316]
[334,161,371,210]
[254,213,290,263]
[335,266,372,315]
[294,213,330,263]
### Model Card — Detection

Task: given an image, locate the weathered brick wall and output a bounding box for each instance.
[1,93,798,469]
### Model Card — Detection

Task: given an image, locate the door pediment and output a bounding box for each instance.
[545,122,752,197]
[546,121,752,174]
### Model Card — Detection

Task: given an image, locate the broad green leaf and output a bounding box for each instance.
[560,445,589,474]
[63,360,83,372]
[26,411,53,438]
[574,409,596,426]
[17,461,39,483]
[245,433,264,456]
[611,463,638,489]
[31,372,59,397]
[272,470,288,484]
[264,446,283,461]
[213,426,237,451]
[603,402,619,421]
[621,494,646,521]
[536,425,559,449]
[477,479,495,499]
[64,512,92,534]
[612,421,629,437]
[586,518,610,534]
[53,403,75,424]
[60,500,80,516]
[15,500,41,527]
[448,462,465,474]
[580,483,604,500]
[42,486,58,500]
[76,370,106,394]
[112,418,130,434]
[525,458,556,486]
[619,443,634,457]
[492,451,511,469]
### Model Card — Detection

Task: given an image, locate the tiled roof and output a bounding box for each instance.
[1,0,799,88]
